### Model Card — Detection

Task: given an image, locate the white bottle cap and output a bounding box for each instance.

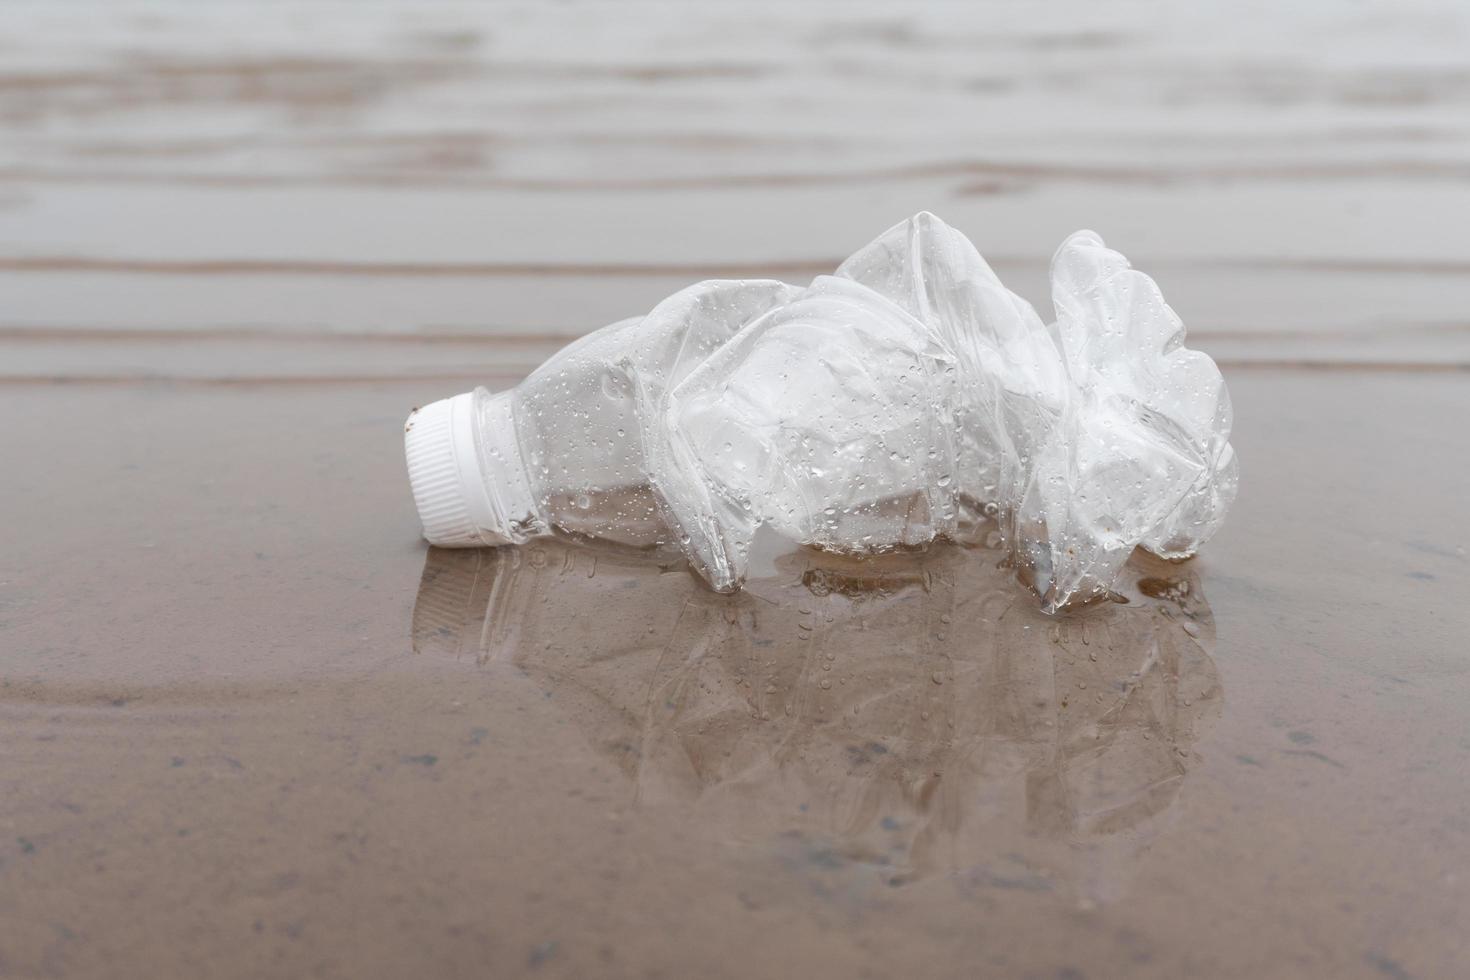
[404,392,519,547]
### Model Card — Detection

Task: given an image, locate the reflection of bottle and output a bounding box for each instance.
[412,539,1222,902]
[404,213,1236,610]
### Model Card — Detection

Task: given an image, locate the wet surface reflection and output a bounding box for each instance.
[413,542,1221,903]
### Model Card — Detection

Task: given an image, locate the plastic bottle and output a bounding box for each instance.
[404,212,1236,610]
[404,279,799,550]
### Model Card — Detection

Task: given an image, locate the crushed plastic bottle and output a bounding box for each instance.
[404,212,1236,611]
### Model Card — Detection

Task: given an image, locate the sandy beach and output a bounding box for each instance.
[2,3,1468,978]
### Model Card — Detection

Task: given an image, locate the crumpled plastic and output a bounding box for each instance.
[637,212,1235,610]
[418,211,1237,611]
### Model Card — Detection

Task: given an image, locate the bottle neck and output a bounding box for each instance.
[470,388,544,543]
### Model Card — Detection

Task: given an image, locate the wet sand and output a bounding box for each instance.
[4,372,1468,978]
[3,3,1470,978]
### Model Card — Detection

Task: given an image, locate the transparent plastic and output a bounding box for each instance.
[405,212,1236,611]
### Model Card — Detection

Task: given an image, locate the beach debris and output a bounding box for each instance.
[404,213,1235,611]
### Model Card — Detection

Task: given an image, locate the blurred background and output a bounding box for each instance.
[3,0,1467,380]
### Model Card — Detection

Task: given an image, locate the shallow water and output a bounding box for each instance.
[4,371,1467,978]
[412,539,1223,895]
[2,3,1469,978]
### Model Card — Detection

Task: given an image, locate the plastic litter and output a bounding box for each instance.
[404,212,1236,611]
